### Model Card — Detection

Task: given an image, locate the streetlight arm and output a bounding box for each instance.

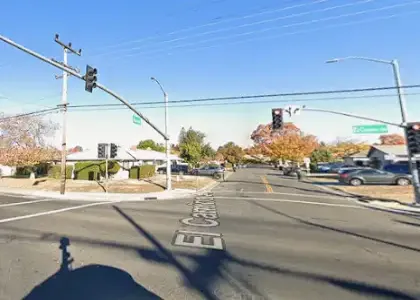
[301,107,403,128]
[326,56,392,65]
[151,77,167,97]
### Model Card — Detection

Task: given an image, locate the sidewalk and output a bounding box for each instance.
[0,173,229,201]
[0,186,197,201]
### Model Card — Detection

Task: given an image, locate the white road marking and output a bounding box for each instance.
[0,199,56,208]
[214,196,365,209]
[177,230,222,237]
[213,190,353,200]
[0,200,122,224]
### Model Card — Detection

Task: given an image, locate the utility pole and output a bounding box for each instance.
[54,34,81,195]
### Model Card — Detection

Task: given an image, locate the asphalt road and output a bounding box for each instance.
[1,167,420,299]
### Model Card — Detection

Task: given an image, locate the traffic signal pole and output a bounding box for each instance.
[0,34,169,141]
[391,60,420,205]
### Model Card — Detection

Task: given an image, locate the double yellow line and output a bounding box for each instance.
[260,176,273,193]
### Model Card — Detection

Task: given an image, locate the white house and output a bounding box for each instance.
[66,148,183,180]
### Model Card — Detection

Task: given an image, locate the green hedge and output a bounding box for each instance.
[129,165,155,179]
[48,165,73,179]
[74,161,120,180]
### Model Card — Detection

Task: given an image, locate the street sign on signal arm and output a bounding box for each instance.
[352,124,388,134]
[132,114,142,125]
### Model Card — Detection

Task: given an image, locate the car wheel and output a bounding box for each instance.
[158,170,163,174]
[396,178,410,186]
[349,178,362,186]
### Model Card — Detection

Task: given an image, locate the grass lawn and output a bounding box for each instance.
[0,175,216,194]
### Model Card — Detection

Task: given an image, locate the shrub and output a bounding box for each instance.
[129,165,155,179]
[74,161,120,180]
[48,165,73,179]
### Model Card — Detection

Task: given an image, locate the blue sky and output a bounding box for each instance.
[1,0,420,150]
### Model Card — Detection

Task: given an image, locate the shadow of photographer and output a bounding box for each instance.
[24,237,162,300]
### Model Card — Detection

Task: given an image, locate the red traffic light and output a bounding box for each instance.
[412,124,420,130]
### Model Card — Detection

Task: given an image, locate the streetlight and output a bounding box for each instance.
[326,56,420,205]
[150,76,172,191]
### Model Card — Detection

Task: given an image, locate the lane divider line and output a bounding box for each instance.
[260,176,273,193]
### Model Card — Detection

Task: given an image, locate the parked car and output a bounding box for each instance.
[383,163,410,175]
[157,164,189,174]
[337,166,371,174]
[191,165,224,176]
[329,164,354,173]
[338,169,412,186]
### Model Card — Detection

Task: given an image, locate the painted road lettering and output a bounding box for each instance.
[173,230,224,250]
[172,192,225,250]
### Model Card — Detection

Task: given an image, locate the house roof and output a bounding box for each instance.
[347,150,369,158]
[67,148,182,161]
[368,145,408,157]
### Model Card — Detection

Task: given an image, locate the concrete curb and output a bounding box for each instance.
[304,177,420,214]
[0,187,196,202]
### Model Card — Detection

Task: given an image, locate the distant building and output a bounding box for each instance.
[343,150,370,166]
[367,145,408,169]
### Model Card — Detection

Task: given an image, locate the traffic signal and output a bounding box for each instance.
[110,143,118,159]
[406,122,420,155]
[97,143,107,159]
[85,65,97,93]
[272,108,283,130]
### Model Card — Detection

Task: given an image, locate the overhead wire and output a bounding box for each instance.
[67,91,420,112]
[91,0,327,55]
[0,108,59,122]
[116,1,420,60]
[93,0,335,57]
[3,84,420,119]
[66,84,420,109]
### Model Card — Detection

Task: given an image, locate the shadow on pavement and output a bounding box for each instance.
[250,201,420,254]
[23,237,162,300]
[394,219,420,228]
[112,205,267,300]
[5,205,419,300]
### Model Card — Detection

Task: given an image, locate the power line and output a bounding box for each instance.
[94,0,334,57]
[67,91,420,112]
[90,0,326,55]
[112,1,417,61]
[99,9,420,66]
[0,108,59,122]
[66,84,420,109]
[4,84,420,119]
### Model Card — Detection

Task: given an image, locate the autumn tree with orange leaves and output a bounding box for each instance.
[378,134,405,145]
[266,133,319,162]
[326,140,370,159]
[0,114,60,168]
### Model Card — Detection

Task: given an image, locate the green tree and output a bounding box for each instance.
[202,143,216,159]
[310,148,333,165]
[217,142,244,164]
[178,127,207,166]
[137,139,165,152]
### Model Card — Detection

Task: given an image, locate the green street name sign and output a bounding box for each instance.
[132,114,142,125]
[352,124,388,134]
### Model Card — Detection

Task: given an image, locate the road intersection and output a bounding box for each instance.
[1,167,420,299]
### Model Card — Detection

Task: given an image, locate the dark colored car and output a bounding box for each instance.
[157,164,189,174]
[383,163,410,175]
[338,169,412,186]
